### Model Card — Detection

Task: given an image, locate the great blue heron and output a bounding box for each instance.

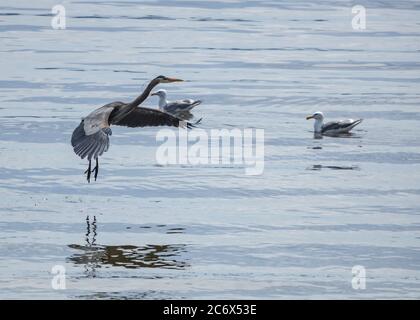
[151,89,202,114]
[306,111,363,135]
[71,75,195,183]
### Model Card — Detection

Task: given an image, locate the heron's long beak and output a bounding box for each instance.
[306,115,314,120]
[165,77,184,83]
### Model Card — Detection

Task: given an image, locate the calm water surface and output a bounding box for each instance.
[1,0,420,299]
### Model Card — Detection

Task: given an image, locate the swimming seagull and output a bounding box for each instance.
[306,111,363,135]
[151,89,202,115]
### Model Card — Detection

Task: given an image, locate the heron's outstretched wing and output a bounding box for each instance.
[112,106,195,128]
[164,100,202,113]
[71,103,118,160]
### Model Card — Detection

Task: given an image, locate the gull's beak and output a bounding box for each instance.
[163,77,184,83]
[151,92,157,96]
[306,115,314,120]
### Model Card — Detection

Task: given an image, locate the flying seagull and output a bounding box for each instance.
[306,111,363,135]
[71,75,196,183]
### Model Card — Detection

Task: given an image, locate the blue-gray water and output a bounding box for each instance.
[1,0,420,299]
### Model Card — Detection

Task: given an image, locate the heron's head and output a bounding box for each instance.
[155,75,184,83]
[151,89,167,98]
[306,111,324,121]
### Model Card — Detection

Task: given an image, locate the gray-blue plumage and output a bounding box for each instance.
[70,75,196,183]
[71,121,111,161]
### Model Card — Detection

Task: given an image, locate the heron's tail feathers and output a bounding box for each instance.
[179,117,202,129]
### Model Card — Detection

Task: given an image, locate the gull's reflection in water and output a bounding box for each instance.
[314,132,362,139]
[68,216,188,278]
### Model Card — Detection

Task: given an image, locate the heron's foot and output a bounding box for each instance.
[85,168,91,183]
[91,165,99,181]
[91,159,99,181]
[84,161,92,183]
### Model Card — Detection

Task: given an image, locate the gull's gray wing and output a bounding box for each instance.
[164,99,202,114]
[322,119,363,134]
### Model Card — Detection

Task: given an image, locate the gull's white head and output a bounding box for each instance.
[306,111,324,121]
[151,89,167,98]
[306,111,324,133]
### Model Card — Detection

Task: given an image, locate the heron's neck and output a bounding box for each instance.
[131,79,159,108]
[109,79,159,124]
[314,118,323,133]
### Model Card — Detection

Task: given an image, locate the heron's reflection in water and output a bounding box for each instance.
[68,216,188,278]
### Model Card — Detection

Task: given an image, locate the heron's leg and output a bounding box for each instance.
[92,158,99,181]
[84,160,92,183]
